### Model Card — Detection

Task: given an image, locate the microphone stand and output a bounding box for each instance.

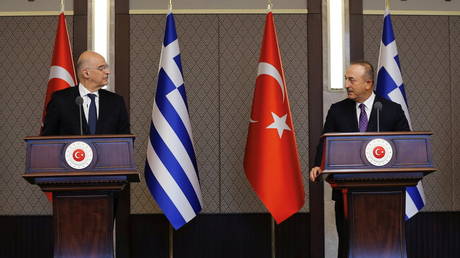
[377,108,380,132]
[79,104,83,135]
[75,96,84,135]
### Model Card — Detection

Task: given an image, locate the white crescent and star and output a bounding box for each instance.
[49,65,76,86]
[73,149,85,161]
[266,112,291,138]
[249,62,290,136]
[373,146,385,158]
[257,62,285,101]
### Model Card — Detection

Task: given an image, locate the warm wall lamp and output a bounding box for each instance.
[326,0,349,90]
[89,0,115,90]
[92,0,110,61]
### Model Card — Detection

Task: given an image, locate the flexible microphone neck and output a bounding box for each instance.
[373,101,383,132]
[75,96,84,135]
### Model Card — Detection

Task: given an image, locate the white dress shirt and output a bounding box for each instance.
[355,92,375,125]
[78,83,99,122]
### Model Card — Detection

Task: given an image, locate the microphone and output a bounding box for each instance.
[373,101,383,132]
[75,96,84,135]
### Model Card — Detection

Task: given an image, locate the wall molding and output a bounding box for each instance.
[364,10,460,16]
[129,9,308,14]
[0,11,74,16]
[3,9,460,16]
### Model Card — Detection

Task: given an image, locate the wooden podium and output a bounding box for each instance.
[23,135,139,258]
[321,132,436,258]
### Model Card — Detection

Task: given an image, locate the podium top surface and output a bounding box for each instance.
[24,134,139,185]
[320,131,436,175]
[25,134,136,141]
[321,131,432,138]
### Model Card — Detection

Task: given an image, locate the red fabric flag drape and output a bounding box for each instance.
[41,12,77,125]
[41,13,76,201]
[243,12,305,223]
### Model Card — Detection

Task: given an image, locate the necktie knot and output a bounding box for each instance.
[87,93,96,101]
[358,103,368,132]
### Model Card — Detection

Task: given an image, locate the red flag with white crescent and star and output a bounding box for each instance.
[41,12,77,129]
[243,12,305,223]
[41,13,76,200]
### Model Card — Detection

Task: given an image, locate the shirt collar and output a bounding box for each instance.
[78,83,99,97]
[356,92,376,110]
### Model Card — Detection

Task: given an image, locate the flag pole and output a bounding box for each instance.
[385,0,390,10]
[167,2,174,256]
[271,217,276,258]
[266,5,277,258]
[169,224,174,258]
[60,0,64,13]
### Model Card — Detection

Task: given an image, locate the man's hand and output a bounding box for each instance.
[309,166,322,182]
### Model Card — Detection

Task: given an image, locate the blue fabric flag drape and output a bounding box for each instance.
[376,8,426,220]
[144,12,202,229]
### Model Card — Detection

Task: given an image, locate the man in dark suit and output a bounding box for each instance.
[42,51,129,136]
[309,61,410,257]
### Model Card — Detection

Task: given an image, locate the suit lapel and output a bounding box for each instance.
[73,86,89,134]
[96,90,107,134]
[347,99,359,131]
[367,96,382,132]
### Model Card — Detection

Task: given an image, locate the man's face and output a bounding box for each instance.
[86,55,110,89]
[344,64,373,103]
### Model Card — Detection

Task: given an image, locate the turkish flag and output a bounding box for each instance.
[41,13,76,200]
[41,12,77,127]
[243,12,305,223]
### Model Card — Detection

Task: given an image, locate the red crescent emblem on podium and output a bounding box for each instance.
[64,141,93,169]
[373,146,385,159]
[365,138,393,166]
[72,149,85,162]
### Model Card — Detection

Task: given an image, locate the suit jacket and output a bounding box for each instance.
[41,86,130,136]
[314,95,410,200]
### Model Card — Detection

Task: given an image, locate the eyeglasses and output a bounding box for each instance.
[86,64,110,72]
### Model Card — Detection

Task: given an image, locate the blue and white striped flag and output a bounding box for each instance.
[145,13,202,229]
[376,7,426,220]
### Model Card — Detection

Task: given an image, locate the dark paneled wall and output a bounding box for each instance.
[2,213,460,257]
[406,213,460,258]
[0,216,53,258]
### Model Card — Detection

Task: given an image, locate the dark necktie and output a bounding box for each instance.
[358,103,368,132]
[87,94,97,134]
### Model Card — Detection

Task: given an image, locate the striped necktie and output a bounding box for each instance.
[358,103,368,132]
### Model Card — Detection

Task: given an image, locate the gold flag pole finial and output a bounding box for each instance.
[267,0,273,12]
[169,0,173,12]
[385,0,390,10]
[60,0,65,13]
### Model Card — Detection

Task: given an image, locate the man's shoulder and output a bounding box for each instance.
[51,86,78,100]
[99,89,125,104]
[376,96,403,109]
[99,89,122,98]
[54,86,77,95]
[331,98,355,108]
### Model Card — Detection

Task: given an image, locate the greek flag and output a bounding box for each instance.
[376,8,425,220]
[145,13,202,229]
